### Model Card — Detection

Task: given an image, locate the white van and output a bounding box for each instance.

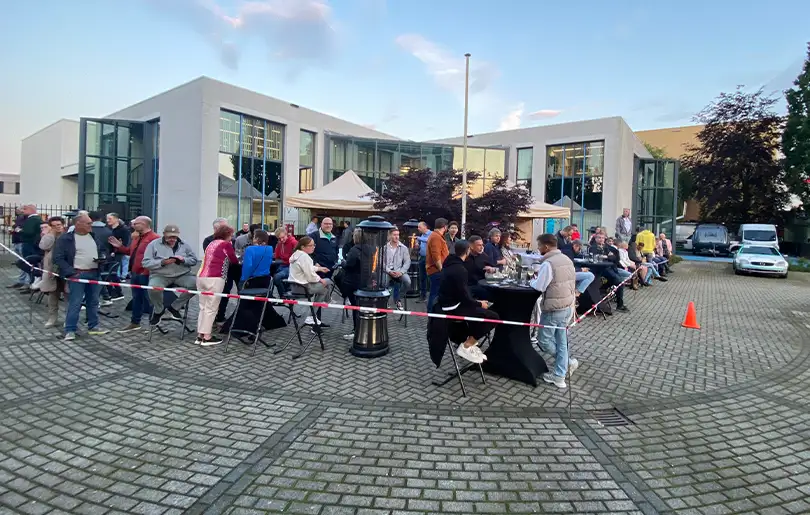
[738,224,779,250]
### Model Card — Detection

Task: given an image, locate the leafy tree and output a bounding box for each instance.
[643,142,667,159]
[783,42,810,211]
[230,155,283,199]
[681,87,788,225]
[371,169,533,237]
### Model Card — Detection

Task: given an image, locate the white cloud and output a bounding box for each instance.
[395,34,499,97]
[143,0,337,73]
[498,103,524,131]
[528,109,563,120]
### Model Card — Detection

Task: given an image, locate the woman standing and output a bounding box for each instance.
[196,224,239,346]
[39,216,66,328]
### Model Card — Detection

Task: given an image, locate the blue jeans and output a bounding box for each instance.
[130,273,152,324]
[575,271,595,294]
[427,271,442,312]
[644,264,660,284]
[273,265,290,295]
[418,257,427,299]
[65,270,101,334]
[538,306,573,378]
[616,269,632,280]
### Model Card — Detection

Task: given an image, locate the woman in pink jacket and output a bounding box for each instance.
[196,224,238,346]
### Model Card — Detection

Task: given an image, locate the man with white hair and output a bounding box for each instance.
[67,210,89,233]
[109,216,160,332]
[203,218,228,252]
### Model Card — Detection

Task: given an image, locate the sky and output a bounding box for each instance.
[0,0,808,176]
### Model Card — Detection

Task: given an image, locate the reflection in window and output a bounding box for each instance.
[545,141,605,231]
[299,131,315,193]
[517,147,533,190]
[451,147,504,197]
[217,110,285,229]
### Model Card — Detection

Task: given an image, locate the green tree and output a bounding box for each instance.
[682,87,788,225]
[783,42,810,211]
[643,142,667,159]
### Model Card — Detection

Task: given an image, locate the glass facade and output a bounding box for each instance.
[217,110,284,229]
[325,134,506,196]
[544,141,604,232]
[79,118,159,222]
[635,159,678,237]
[299,131,315,193]
[516,147,533,190]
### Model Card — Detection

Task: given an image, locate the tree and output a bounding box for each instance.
[681,87,788,225]
[644,142,667,159]
[371,169,533,237]
[783,42,810,211]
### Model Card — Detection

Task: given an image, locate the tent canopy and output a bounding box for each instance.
[520,200,570,219]
[286,170,377,212]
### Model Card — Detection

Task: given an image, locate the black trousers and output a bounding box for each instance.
[601,268,625,306]
[217,264,241,321]
[451,305,499,341]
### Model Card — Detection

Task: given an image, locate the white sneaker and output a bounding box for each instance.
[63,332,76,342]
[31,278,42,291]
[342,333,355,341]
[304,316,315,326]
[470,345,487,361]
[100,299,113,307]
[568,358,580,376]
[542,373,566,389]
[456,344,484,364]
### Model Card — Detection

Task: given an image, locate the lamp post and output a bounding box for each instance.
[461,52,471,238]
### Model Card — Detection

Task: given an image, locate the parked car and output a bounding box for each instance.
[683,233,693,251]
[731,223,779,252]
[692,224,731,256]
[732,245,789,278]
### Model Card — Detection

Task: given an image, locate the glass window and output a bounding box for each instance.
[399,143,422,172]
[355,142,375,172]
[0,182,4,193]
[116,125,130,157]
[545,140,605,230]
[15,182,20,195]
[300,131,314,168]
[101,124,116,158]
[377,141,399,175]
[299,167,314,193]
[266,122,283,161]
[483,148,505,193]
[86,121,100,156]
[219,111,241,154]
[517,147,533,182]
[330,139,347,178]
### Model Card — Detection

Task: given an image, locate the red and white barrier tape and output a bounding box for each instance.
[2,242,576,330]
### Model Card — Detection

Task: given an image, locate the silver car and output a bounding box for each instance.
[732,245,789,278]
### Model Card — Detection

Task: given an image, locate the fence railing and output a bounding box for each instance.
[0,204,77,252]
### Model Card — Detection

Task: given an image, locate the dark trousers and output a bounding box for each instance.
[452,306,498,340]
[418,257,427,299]
[130,273,152,324]
[427,271,442,312]
[469,284,491,301]
[602,268,626,306]
[346,290,359,332]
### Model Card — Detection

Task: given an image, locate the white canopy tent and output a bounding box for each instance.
[520,200,570,219]
[286,170,377,212]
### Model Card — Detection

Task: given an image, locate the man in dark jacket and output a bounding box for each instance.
[11,205,43,291]
[464,236,495,300]
[8,208,28,288]
[104,212,130,301]
[435,240,499,364]
[307,217,338,277]
[52,214,110,341]
[589,233,628,312]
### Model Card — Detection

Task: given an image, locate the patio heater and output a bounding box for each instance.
[402,219,421,298]
[350,215,395,358]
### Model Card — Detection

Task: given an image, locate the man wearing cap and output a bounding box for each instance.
[142,224,199,326]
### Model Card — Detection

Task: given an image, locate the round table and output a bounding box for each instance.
[478,280,549,386]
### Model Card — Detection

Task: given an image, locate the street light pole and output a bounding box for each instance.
[461,53,471,238]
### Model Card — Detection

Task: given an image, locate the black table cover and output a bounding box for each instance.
[478,280,548,386]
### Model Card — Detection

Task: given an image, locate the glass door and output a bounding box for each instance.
[79,118,159,223]
[634,159,679,237]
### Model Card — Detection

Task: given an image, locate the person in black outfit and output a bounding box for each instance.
[589,233,629,312]
[339,229,368,341]
[436,240,499,364]
[464,235,496,300]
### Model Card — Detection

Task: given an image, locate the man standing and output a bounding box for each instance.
[307,217,338,277]
[238,223,250,236]
[142,225,199,326]
[305,215,319,235]
[52,214,109,341]
[416,221,432,302]
[203,218,228,251]
[7,208,28,288]
[16,205,42,292]
[105,212,130,301]
[530,233,580,389]
[656,232,673,274]
[109,216,160,332]
[425,218,449,311]
[615,208,633,242]
[384,228,411,310]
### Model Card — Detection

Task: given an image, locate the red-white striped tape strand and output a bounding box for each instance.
[1,242,574,330]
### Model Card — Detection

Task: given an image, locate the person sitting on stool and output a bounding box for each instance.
[142,224,199,326]
[436,240,498,364]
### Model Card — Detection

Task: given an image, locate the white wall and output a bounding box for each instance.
[431,117,648,231]
[20,119,80,207]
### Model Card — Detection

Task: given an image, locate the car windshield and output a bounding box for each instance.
[740,246,780,256]
[698,228,726,242]
[743,230,776,242]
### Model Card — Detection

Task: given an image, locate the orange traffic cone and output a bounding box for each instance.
[681,301,700,329]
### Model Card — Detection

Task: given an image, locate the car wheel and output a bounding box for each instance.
[734,269,741,275]
[779,273,788,279]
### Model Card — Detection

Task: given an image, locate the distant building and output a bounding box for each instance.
[0,172,21,204]
[19,119,80,207]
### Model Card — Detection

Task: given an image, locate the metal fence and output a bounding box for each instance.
[0,203,77,252]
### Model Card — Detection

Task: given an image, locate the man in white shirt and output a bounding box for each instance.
[52,214,109,341]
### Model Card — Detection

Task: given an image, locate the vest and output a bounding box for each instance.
[540,250,577,312]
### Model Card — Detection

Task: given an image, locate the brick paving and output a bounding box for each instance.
[0,260,808,514]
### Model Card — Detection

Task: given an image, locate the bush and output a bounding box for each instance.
[789,257,810,272]
[669,254,684,265]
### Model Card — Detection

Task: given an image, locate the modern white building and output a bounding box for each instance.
[0,172,22,205]
[20,76,678,249]
[19,119,80,207]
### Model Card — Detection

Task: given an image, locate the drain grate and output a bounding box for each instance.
[589,408,634,427]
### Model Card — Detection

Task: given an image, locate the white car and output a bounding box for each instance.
[732,245,789,278]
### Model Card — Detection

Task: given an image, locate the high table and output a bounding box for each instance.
[478,280,549,386]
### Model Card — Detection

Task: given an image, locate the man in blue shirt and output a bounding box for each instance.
[416,221,432,302]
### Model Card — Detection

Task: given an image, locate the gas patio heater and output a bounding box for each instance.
[402,219,421,298]
[350,215,395,358]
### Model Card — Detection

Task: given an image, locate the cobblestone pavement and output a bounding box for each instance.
[0,260,808,514]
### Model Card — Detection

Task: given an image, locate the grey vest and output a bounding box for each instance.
[540,250,577,312]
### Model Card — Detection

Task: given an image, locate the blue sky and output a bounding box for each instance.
[1,0,808,175]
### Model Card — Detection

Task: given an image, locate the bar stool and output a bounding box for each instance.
[275,280,325,359]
